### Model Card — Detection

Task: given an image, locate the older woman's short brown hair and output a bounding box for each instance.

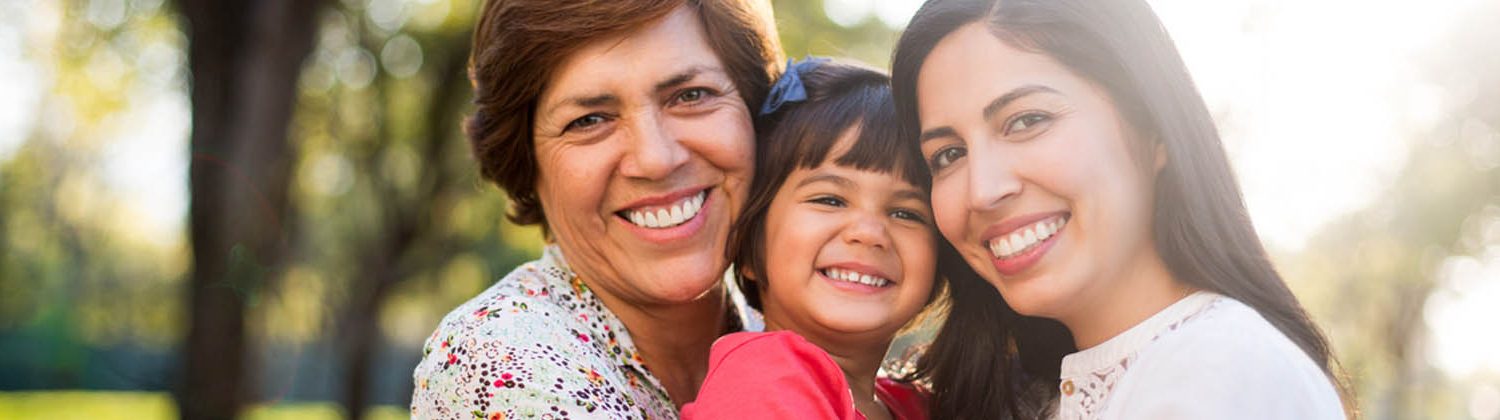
[466,0,784,231]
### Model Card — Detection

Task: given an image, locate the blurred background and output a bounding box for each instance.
[0,0,1496,418]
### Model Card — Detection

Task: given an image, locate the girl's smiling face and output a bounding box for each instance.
[758,129,938,343]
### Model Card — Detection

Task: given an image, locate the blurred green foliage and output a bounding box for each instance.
[0,0,1496,418]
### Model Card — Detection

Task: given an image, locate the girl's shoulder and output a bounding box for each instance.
[704,331,843,379]
[684,331,860,419]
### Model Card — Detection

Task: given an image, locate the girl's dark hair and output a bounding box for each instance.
[890,0,1352,418]
[727,59,934,310]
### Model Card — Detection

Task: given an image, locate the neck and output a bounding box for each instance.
[591,283,730,408]
[768,319,890,420]
[1060,246,1195,350]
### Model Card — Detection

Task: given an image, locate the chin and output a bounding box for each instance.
[996,280,1069,319]
[815,312,898,338]
[641,265,725,303]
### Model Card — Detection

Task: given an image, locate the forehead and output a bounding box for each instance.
[540,5,723,104]
[915,23,1078,121]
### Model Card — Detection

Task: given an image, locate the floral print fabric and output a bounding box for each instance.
[411,245,760,419]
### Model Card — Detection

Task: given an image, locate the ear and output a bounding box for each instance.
[736,263,757,282]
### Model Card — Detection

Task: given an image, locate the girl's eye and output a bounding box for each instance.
[809,196,846,207]
[1005,112,1052,135]
[891,209,925,223]
[565,113,609,133]
[929,146,967,171]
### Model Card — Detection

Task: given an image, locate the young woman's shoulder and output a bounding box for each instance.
[1107,296,1344,419]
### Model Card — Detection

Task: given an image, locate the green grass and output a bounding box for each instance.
[0,391,409,420]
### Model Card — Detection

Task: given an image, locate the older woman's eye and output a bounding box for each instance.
[672,87,715,106]
[929,146,966,171]
[1005,112,1052,135]
[565,113,609,133]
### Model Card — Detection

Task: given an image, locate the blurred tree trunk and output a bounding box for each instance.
[337,34,472,420]
[177,0,324,418]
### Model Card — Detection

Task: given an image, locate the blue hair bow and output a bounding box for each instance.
[759,57,829,116]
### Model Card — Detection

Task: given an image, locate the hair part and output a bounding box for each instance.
[465,0,783,234]
[890,0,1353,417]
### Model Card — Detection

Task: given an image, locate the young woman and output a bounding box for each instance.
[890,0,1351,418]
[682,59,936,420]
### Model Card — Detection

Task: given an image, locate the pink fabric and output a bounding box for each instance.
[682,331,928,420]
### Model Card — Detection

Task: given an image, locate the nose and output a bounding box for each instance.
[965,141,1021,212]
[619,109,689,180]
[841,211,893,250]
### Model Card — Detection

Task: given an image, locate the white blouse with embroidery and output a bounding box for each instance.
[1053,292,1344,420]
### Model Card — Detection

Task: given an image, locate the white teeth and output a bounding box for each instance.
[624,191,707,229]
[988,216,1068,259]
[821,268,891,288]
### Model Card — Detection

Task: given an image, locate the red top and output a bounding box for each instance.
[681,331,928,420]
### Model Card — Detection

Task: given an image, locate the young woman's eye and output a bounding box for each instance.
[1005,112,1052,135]
[808,195,846,207]
[928,146,967,171]
[564,113,609,133]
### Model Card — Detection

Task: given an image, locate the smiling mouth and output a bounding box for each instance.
[988,215,1069,259]
[820,267,892,288]
[617,189,708,229]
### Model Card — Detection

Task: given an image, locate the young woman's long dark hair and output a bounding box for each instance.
[890,0,1352,418]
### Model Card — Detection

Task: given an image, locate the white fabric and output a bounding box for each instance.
[1054,291,1344,420]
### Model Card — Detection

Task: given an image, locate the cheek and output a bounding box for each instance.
[898,232,938,292]
[535,142,615,216]
[929,175,970,245]
[762,203,816,277]
[680,109,754,175]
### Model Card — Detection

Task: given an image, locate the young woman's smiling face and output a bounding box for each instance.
[759,130,937,343]
[914,23,1161,322]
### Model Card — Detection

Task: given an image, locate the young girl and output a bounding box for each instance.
[890,0,1351,418]
[680,59,937,420]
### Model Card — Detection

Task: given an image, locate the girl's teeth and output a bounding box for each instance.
[989,217,1068,259]
[625,191,706,229]
[823,268,890,287]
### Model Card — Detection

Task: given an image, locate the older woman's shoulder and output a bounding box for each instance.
[429,257,582,338]
[412,257,663,419]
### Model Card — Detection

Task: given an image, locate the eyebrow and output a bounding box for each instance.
[918,84,1060,143]
[795,172,856,190]
[542,65,723,117]
[654,66,718,95]
[798,172,927,202]
[892,188,927,203]
[545,93,618,117]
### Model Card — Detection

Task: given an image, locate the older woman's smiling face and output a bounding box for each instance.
[531,5,754,305]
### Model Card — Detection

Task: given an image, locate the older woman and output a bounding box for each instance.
[410,1,782,418]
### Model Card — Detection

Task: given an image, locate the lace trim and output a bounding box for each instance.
[1056,296,1222,420]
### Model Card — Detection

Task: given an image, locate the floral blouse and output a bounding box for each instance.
[411,245,762,419]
